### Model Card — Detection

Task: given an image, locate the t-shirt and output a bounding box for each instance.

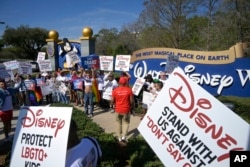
[112,86,133,114]
[66,138,102,167]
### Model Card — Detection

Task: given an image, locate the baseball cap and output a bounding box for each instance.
[119,77,128,85]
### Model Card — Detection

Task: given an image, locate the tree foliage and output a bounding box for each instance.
[2,25,48,60]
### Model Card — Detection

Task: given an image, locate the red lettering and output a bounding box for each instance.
[168,71,241,162]
[21,146,46,161]
[21,107,65,137]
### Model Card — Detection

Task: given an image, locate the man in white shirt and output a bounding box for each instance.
[102,72,118,111]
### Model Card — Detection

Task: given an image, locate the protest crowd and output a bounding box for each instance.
[0,58,168,166]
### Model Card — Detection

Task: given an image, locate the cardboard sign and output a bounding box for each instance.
[142,91,155,109]
[24,80,36,91]
[18,62,32,75]
[115,55,131,71]
[132,78,145,96]
[41,81,54,96]
[37,52,46,62]
[138,67,250,167]
[73,79,83,90]
[3,60,19,70]
[36,78,45,87]
[38,60,52,72]
[10,106,73,167]
[66,50,80,67]
[99,56,114,71]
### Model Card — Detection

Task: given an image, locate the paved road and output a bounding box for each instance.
[0,104,142,143]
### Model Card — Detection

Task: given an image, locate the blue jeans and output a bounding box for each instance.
[59,92,69,104]
[84,92,93,115]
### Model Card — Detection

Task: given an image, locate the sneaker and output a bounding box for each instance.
[118,138,122,142]
[110,109,115,113]
[121,136,126,141]
[87,114,93,118]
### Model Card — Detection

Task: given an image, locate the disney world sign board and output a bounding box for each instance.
[129,43,250,97]
[10,107,73,167]
[137,67,250,167]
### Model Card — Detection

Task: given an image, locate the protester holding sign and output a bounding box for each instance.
[0,78,21,140]
[111,77,133,142]
[66,119,102,167]
[102,72,118,111]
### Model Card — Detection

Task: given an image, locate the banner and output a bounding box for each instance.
[81,54,100,69]
[10,106,73,167]
[132,78,145,96]
[115,55,131,71]
[138,67,250,167]
[99,56,114,71]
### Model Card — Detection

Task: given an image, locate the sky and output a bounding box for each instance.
[0,0,145,40]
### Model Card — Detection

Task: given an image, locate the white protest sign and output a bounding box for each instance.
[41,81,54,96]
[132,78,145,96]
[66,50,80,67]
[37,52,46,62]
[58,82,68,95]
[3,60,19,70]
[38,60,52,72]
[138,67,250,167]
[102,88,113,101]
[18,62,32,75]
[142,91,155,109]
[99,56,114,71]
[115,55,131,71]
[10,106,73,167]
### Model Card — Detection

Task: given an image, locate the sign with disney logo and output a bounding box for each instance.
[138,67,250,167]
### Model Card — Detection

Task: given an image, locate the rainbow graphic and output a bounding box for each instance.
[92,78,100,103]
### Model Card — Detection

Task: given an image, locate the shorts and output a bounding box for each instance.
[76,90,84,99]
[0,110,13,123]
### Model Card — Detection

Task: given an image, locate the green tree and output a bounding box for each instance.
[95,28,119,55]
[2,25,48,60]
[138,0,201,49]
